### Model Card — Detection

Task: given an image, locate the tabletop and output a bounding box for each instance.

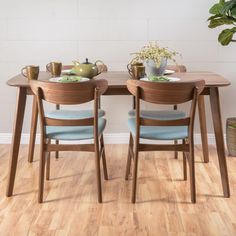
[7,71,230,89]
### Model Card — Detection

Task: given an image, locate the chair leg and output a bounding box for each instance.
[125,133,133,180]
[189,141,196,203]
[174,140,178,159]
[46,139,51,181]
[28,96,38,163]
[38,143,46,203]
[55,140,59,159]
[95,140,102,203]
[100,134,108,180]
[46,152,51,181]
[183,139,187,181]
[131,141,139,203]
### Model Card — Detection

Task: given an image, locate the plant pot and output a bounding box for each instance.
[226,117,236,156]
[144,58,167,77]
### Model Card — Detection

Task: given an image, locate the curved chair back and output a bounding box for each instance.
[30,79,108,105]
[127,80,205,105]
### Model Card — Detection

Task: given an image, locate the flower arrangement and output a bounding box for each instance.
[130,42,179,66]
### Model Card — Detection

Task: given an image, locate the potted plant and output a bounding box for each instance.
[208,1,236,156]
[130,42,178,76]
[208,0,236,45]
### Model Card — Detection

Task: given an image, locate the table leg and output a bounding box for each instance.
[209,87,230,197]
[198,95,209,163]
[28,96,38,163]
[6,87,27,197]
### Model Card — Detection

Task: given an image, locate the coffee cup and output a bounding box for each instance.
[21,65,39,80]
[127,62,145,79]
[46,62,62,77]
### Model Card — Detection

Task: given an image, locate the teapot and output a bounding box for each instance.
[72,58,105,79]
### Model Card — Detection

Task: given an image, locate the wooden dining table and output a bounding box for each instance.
[6,71,230,199]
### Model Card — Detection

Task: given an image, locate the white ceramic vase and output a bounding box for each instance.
[144,58,167,77]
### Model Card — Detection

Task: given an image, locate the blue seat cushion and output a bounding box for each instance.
[46,118,106,141]
[46,109,105,120]
[128,109,186,120]
[128,118,188,140]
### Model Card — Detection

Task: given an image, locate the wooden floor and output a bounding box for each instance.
[0,144,236,235]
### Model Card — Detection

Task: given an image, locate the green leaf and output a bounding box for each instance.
[218,29,234,45]
[209,3,224,15]
[231,26,236,32]
[221,0,236,14]
[231,6,236,16]
[208,18,234,28]
[207,14,222,21]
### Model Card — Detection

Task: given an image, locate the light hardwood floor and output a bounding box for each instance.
[0,144,236,236]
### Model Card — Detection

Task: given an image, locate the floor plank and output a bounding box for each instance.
[0,144,235,235]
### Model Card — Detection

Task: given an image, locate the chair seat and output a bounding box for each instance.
[128,109,186,120]
[46,109,105,120]
[128,118,188,140]
[46,118,106,140]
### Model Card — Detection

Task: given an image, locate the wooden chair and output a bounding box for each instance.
[27,64,108,163]
[125,79,205,203]
[30,79,108,203]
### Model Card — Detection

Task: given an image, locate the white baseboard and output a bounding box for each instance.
[0,133,223,145]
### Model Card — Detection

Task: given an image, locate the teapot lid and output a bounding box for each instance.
[82,58,92,64]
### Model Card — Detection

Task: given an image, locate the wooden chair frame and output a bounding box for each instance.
[125,79,205,203]
[30,79,108,203]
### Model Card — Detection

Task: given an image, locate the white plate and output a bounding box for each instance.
[164,69,175,75]
[140,77,180,82]
[49,77,90,83]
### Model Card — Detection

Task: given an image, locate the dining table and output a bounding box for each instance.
[6,70,230,199]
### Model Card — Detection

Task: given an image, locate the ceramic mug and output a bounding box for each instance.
[127,63,145,79]
[21,65,39,80]
[127,62,143,75]
[46,62,62,77]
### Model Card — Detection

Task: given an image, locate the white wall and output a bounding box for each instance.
[0,0,236,141]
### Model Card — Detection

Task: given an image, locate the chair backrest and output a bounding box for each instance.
[127,79,205,132]
[127,80,204,105]
[166,65,187,73]
[30,79,108,132]
[31,79,107,105]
